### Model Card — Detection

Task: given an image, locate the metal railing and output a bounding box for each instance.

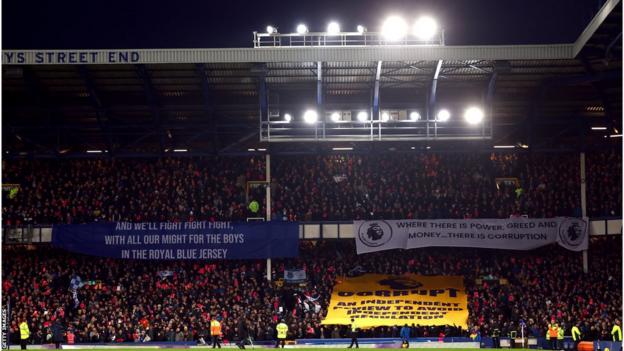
[260,118,492,142]
[253,31,445,48]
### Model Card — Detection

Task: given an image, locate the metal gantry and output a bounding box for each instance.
[253,31,445,48]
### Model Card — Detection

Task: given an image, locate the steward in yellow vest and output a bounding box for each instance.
[276,320,288,349]
[19,320,30,350]
[210,318,222,349]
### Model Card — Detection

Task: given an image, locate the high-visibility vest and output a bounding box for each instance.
[276,323,288,339]
[351,321,358,333]
[19,322,30,340]
[571,326,581,341]
[210,320,222,336]
[549,325,559,338]
[612,325,622,342]
[557,327,564,340]
[67,332,75,344]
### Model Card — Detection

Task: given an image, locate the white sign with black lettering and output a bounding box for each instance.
[354,217,588,254]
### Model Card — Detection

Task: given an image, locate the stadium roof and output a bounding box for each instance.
[2,0,621,157]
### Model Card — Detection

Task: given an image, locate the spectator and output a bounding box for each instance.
[2,236,620,344]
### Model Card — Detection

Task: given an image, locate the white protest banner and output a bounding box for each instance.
[284,269,307,283]
[355,217,588,254]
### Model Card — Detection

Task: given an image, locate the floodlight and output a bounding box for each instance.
[409,111,421,121]
[412,16,438,40]
[436,109,450,122]
[357,25,367,34]
[381,16,408,41]
[381,112,390,122]
[330,112,341,122]
[303,110,318,124]
[266,25,277,34]
[464,106,484,125]
[357,111,369,122]
[327,22,340,35]
[284,113,292,123]
[296,24,308,34]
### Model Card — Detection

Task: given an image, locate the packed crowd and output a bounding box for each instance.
[2,151,621,225]
[587,151,623,217]
[3,236,621,344]
[273,152,583,220]
[1,157,266,225]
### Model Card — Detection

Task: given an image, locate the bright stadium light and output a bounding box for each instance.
[332,147,353,151]
[327,21,340,35]
[436,109,451,122]
[303,109,318,124]
[266,25,277,34]
[330,112,341,122]
[412,16,438,40]
[357,25,367,34]
[464,106,484,125]
[284,113,292,122]
[296,24,309,34]
[382,16,408,41]
[357,111,369,122]
[409,111,421,121]
[381,111,390,122]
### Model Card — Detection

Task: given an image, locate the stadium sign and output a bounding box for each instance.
[355,217,588,254]
[322,274,468,328]
[4,50,141,64]
[52,221,299,260]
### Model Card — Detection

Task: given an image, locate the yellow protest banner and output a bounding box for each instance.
[322,274,468,328]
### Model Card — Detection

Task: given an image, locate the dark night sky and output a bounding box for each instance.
[2,0,604,49]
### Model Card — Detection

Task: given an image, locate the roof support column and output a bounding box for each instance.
[485,70,498,137]
[196,64,218,153]
[258,70,268,141]
[373,61,382,121]
[79,66,113,155]
[428,60,443,119]
[317,61,325,138]
[428,60,443,137]
[135,65,164,155]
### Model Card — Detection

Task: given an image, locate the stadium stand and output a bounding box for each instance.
[2,236,621,344]
[2,151,620,225]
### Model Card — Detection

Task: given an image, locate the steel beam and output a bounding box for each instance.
[135,64,165,154]
[78,66,114,154]
[317,61,325,138]
[195,63,218,152]
[372,61,382,120]
[605,32,622,62]
[428,60,443,119]
[573,0,621,56]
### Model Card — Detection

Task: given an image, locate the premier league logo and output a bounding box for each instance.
[558,218,587,249]
[358,221,392,247]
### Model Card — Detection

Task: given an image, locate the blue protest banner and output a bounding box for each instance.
[52,221,299,260]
